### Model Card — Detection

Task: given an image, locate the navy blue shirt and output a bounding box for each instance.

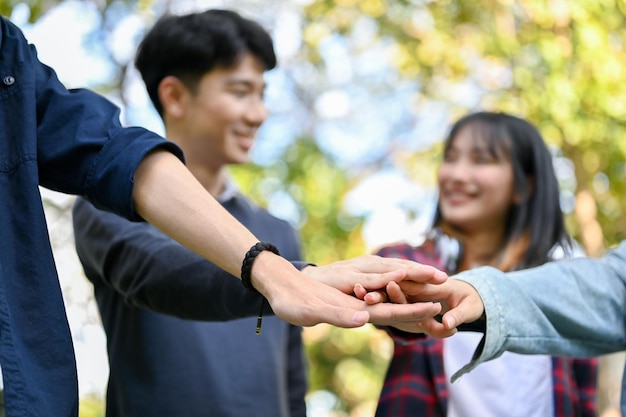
[0,16,182,416]
[72,193,307,417]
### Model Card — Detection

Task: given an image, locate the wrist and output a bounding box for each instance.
[241,242,280,294]
[240,242,280,334]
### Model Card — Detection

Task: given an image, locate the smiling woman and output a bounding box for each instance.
[437,122,518,245]
[373,111,598,417]
[434,112,563,271]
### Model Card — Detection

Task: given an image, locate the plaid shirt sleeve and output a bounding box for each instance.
[551,357,599,417]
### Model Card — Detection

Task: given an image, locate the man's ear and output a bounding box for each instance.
[158,76,188,118]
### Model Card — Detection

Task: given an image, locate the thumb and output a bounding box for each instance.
[335,309,369,328]
[442,310,462,330]
[441,303,483,330]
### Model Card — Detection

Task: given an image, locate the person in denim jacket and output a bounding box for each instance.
[372,112,597,417]
[407,241,626,415]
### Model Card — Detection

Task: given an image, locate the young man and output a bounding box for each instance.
[0,13,447,417]
[72,10,306,416]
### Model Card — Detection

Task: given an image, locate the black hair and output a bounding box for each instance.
[434,111,572,269]
[135,9,277,116]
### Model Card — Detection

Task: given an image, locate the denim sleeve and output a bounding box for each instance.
[32,43,183,220]
[451,241,626,381]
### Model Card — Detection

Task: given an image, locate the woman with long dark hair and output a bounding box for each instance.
[374,112,597,417]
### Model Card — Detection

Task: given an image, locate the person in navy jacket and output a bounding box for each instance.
[73,10,308,416]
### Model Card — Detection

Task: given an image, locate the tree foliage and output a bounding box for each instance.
[233,137,367,264]
[298,1,626,414]
[302,0,626,255]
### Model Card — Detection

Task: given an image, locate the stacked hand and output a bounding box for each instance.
[251,253,452,329]
[353,272,486,338]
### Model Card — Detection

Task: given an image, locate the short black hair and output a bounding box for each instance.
[135,9,277,116]
[435,111,572,269]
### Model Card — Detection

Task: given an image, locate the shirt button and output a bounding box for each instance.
[3,76,15,86]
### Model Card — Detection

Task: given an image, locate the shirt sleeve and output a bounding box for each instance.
[451,242,626,381]
[31,40,183,220]
[72,197,266,320]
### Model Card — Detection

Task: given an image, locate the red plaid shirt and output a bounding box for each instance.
[375,239,598,417]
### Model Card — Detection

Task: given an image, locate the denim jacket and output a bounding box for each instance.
[452,241,626,413]
[0,16,182,416]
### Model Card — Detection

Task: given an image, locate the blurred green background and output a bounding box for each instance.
[10,0,625,416]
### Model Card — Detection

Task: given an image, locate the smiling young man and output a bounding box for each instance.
[72,10,308,417]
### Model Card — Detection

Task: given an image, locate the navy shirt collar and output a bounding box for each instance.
[217,176,239,204]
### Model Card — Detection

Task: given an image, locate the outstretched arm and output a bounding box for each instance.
[132,150,445,328]
[394,243,626,380]
[73,196,271,321]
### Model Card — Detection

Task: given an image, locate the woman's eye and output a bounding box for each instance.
[473,153,495,163]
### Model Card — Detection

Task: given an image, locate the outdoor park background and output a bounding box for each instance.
[5,0,626,415]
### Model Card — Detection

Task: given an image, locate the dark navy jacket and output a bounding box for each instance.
[0,16,183,417]
[72,194,307,416]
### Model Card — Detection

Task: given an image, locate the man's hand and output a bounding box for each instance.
[301,254,448,294]
[251,253,444,328]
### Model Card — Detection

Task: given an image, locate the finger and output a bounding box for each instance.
[366,301,442,326]
[403,264,449,284]
[353,283,367,300]
[369,256,447,281]
[321,308,371,328]
[385,281,407,304]
[352,255,419,272]
[388,322,427,334]
[420,317,458,338]
[287,303,371,328]
[354,284,390,304]
[399,281,449,299]
[359,264,447,290]
[363,290,387,305]
[357,268,406,290]
[442,312,458,330]
[441,307,477,330]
